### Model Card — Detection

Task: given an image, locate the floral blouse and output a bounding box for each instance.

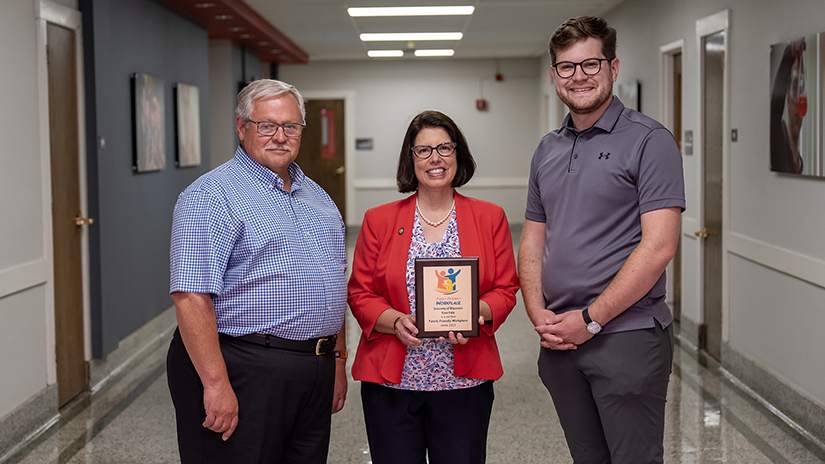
[382,209,486,391]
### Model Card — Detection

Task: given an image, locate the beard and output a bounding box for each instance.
[557,80,614,116]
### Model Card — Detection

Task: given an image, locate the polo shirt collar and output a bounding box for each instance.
[562,96,626,135]
[234,146,305,191]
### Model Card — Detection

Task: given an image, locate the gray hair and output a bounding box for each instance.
[235,79,306,123]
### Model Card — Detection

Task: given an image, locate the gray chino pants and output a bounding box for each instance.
[538,321,674,464]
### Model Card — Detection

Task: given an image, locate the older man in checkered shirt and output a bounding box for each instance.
[167,79,348,464]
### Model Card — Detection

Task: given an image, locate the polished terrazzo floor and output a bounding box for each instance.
[5,230,825,464]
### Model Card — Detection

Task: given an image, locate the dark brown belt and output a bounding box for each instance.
[234,333,337,355]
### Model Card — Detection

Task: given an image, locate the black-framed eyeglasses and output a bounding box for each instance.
[411,142,457,160]
[552,58,611,79]
[247,119,306,137]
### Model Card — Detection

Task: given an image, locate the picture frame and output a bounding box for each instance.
[174,83,201,168]
[414,257,479,339]
[131,73,166,172]
[617,79,641,112]
[769,34,822,176]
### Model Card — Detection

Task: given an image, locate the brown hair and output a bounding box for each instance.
[396,111,476,193]
[548,16,617,65]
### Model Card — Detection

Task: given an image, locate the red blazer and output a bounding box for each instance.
[348,192,519,384]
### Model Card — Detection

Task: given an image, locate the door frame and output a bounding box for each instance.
[301,90,356,225]
[659,39,684,135]
[695,10,731,344]
[659,39,684,315]
[36,0,91,384]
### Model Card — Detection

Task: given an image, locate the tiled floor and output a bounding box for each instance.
[6,306,825,464]
[5,230,825,463]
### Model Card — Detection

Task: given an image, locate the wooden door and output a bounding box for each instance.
[301,99,346,218]
[48,22,87,406]
[700,31,725,361]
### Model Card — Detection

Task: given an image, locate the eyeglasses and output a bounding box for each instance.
[411,142,457,160]
[552,58,611,79]
[247,119,305,138]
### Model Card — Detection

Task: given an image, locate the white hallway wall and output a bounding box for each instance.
[280,58,541,226]
[0,0,53,419]
[604,0,825,420]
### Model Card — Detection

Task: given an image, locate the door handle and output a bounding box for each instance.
[694,227,709,238]
[335,166,345,175]
[75,215,95,226]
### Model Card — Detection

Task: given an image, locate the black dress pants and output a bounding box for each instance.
[167,329,336,464]
[361,380,494,464]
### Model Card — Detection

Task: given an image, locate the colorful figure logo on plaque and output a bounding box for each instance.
[434,268,461,295]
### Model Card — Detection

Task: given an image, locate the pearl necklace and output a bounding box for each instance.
[416,196,455,227]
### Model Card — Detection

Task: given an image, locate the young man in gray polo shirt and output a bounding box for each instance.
[519,16,685,463]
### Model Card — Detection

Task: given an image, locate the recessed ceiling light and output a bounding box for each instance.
[239,34,251,39]
[229,27,244,32]
[348,6,474,17]
[257,41,269,46]
[414,49,455,57]
[214,15,232,20]
[360,32,463,41]
[368,50,404,57]
[195,3,216,7]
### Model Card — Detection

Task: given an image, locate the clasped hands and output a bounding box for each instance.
[393,314,486,347]
[534,309,593,350]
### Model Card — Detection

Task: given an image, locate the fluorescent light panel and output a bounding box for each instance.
[360,32,463,41]
[414,49,455,57]
[368,50,404,57]
[348,6,474,17]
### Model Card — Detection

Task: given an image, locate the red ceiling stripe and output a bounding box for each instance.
[159,0,308,64]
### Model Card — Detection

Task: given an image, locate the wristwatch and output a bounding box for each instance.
[334,349,348,360]
[582,308,602,334]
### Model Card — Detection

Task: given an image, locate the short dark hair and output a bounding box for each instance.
[548,16,617,65]
[396,111,476,193]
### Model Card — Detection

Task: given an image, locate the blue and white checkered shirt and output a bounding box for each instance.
[170,146,347,340]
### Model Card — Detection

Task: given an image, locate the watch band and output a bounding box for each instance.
[582,308,594,325]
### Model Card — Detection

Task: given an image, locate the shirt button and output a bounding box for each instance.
[573,154,579,159]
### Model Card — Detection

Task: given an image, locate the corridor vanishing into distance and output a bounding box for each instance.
[5,230,825,464]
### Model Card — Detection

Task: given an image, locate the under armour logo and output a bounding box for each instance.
[598,152,611,160]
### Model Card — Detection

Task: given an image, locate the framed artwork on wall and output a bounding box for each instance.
[617,80,641,112]
[770,34,823,177]
[131,73,166,172]
[174,83,201,168]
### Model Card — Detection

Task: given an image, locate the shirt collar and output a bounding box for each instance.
[233,146,305,191]
[562,96,626,136]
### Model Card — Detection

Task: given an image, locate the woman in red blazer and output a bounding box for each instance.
[348,111,519,464]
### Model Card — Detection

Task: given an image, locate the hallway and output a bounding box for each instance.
[4,231,825,464]
[6,313,825,463]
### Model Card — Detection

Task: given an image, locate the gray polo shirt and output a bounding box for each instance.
[525,97,685,334]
